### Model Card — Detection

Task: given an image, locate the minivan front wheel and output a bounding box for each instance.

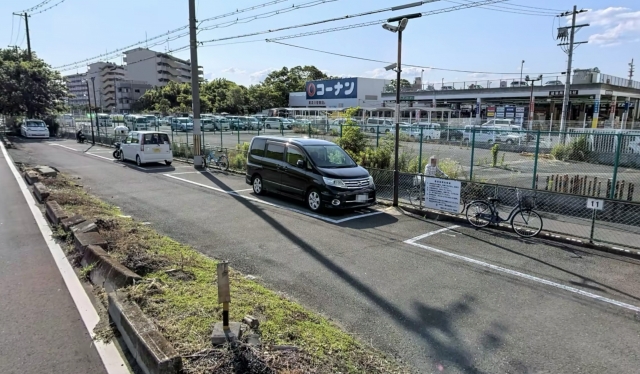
[136,155,142,166]
[307,188,322,212]
[252,175,265,195]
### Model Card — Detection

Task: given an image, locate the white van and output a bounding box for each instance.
[481,119,514,127]
[413,122,442,140]
[21,119,49,139]
[463,125,499,143]
[119,131,173,166]
[365,118,394,133]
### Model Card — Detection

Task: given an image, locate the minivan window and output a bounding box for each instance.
[266,143,284,161]
[250,138,267,157]
[286,146,305,166]
[159,134,170,144]
[305,145,356,168]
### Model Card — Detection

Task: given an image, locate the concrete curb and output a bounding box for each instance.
[23,170,40,185]
[81,245,141,292]
[108,293,183,374]
[33,182,50,203]
[45,200,68,225]
[378,201,640,260]
[74,231,108,252]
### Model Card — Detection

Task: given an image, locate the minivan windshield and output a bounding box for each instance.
[305,145,356,168]
[26,121,46,127]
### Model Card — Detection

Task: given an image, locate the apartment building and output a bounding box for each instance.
[123,47,202,87]
[86,62,127,112]
[116,80,153,113]
[65,73,89,109]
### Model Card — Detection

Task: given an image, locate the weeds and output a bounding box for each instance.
[80,263,96,280]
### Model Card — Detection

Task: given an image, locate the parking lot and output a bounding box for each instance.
[8,136,640,373]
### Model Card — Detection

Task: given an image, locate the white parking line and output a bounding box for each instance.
[86,153,116,162]
[404,226,640,313]
[164,174,383,224]
[50,143,80,151]
[1,141,130,373]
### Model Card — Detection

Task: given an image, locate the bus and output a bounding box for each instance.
[96,113,112,127]
[124,114,150,130]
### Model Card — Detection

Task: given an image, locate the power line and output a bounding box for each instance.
[446,0,557,16]
[14,17,22,47]
[31,0,67,15]
[255,0,508,43]
[9,15,15,46]
[269,40,564,75]
[499,2,566,12]
[52,0,301,70]
[16,0,55,13]
[199,0,340,32]
[200,0,442,44]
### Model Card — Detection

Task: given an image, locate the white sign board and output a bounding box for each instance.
[586,198,604,210]
[424,178,462,214]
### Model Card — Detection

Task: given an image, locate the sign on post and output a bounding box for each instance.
[424,178,462,214]
[586,198,604,210]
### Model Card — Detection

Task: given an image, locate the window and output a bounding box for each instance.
[131,134,139,144]
[305,145,356,168]
[286,146,305,167]
[250,138,267,157]
[135,89,140,93]
[266,143,284,161]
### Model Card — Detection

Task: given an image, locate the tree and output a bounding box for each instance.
[261,65,329,107]
[389,79,412,89]
[0,47,68,118]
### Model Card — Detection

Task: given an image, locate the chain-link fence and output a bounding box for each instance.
[369,167,640,251]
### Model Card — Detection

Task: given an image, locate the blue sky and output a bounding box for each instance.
[2,0,639,87]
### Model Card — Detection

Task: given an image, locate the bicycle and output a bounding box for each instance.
[465,188,543,238]
[203,147,229,171]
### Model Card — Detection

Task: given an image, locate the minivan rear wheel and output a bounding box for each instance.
[307,188,322,212]
[252,175,265,195]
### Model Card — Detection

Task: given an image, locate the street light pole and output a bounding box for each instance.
[84,79,96,144]
[383,12,421,207]
[520,60,525,84]
[525,74,542,131]
[189,0,203,167]
[90,77,97,145]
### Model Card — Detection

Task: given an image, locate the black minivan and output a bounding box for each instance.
[246,136,376,212]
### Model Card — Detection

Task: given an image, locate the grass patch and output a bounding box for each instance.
[44,173,407,374]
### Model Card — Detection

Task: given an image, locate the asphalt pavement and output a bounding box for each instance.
[0,143,112,374]
[8,137,640,374]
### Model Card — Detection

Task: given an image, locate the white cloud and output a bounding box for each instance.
[570,7,640,46]
[221,67,246,74]
[249,68,276,83]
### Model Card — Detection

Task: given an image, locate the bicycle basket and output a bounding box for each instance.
[520,196,536,209]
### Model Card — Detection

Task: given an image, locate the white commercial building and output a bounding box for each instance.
[289,77,389,108]
[123,47,202,87]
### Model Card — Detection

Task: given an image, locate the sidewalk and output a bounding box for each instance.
[0,147,110,373]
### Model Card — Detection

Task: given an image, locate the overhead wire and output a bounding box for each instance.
[9,15,15,46]
[14,17,22,47]
[253,0,508,43]
[16,0,55,14]
[53,0,305,69]
[501,2,566,12]
[448,0,557,16]
[31,0,68,15]
[268,40,565,75]
[198,0,340,32]
[200,0,442,44]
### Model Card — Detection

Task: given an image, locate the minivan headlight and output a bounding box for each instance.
[368,176,374,186]
[323,177,346,188]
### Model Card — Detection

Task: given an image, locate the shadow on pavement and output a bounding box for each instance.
[200,171,496,373]
[456,228,640,302]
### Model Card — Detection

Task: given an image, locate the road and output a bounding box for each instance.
[0,143,116,373]
[9,137,640,374]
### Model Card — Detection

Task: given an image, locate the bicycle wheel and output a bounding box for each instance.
[218,155,229,171]
[466,201,492,228]
[511,209,543,238]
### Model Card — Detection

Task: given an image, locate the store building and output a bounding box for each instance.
[289,77,390,108]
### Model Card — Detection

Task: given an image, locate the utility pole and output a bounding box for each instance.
[12,12,32,60]
[628,59,635,87]
[525,75,543,131]
[557,6,589,135]
[189,0,203,168]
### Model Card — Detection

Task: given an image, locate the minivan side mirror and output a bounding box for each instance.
[296,159,305,168]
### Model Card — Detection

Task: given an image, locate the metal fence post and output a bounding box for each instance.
[237,129,240,145]
[308,123,311,137]
[418,126,423,172]
[220,127,223,148]
[609,133,623,199]
[589,208,597,243]
[376,125,379,148]
[532,129,541,189]
[469,128,476,180]
[202,129,206,148]
[340,123,343,138]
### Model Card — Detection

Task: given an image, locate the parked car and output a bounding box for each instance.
[214,116,230,131]
[413,122,442,140]
[481,119,514,127]
[119,131,173,166]
[468,84,484,89]
[365,118,394,133]
[441,86,455,90]
[545,80,564,86]
[172,117,193,131]
[201,118,216,131]
[243,116,263,130]
[440,129,464,141]
[159,116,173,126]
[264,117,293,130]
[246,136,376,212]
[510,81,528,87]
[21,119,49,139]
